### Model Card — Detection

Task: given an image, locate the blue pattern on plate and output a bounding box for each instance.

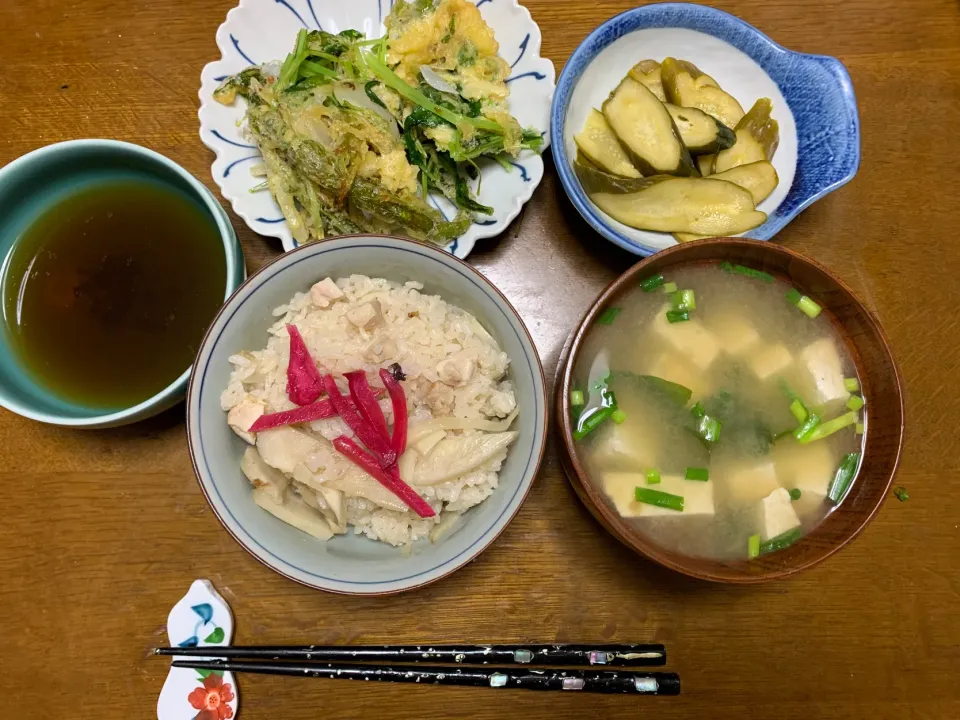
[230,34,256,65]
[211,130,256,149]
[507,161,530,182]
[307,0,323,29]
[273,0,325,29]
[223,154,259,178]
[550,2,861,256]
[510,33,529,68]
[275,0,311,28]
[506,70,546,83]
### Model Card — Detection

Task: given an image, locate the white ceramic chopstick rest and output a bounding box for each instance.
[157,580,239,720]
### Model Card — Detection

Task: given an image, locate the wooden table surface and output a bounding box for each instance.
[2,0,958,717]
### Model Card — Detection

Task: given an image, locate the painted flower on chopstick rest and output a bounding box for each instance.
[188,674,235,720]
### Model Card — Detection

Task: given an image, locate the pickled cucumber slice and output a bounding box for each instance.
[602,77,697,177]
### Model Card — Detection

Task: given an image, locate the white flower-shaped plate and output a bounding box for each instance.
[198,0,555,258]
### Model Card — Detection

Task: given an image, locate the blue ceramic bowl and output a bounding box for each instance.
[551,2,860,256]
[187,235,548,594]
[0,140,244,428]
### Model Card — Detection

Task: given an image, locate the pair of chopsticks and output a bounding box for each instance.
[156,643,680,695]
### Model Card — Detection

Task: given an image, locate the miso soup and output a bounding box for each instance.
[572,262,866,561]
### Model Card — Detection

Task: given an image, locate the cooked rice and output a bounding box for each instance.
[221,274,517,547]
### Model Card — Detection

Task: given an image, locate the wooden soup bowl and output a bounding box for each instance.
[556,239,904,583]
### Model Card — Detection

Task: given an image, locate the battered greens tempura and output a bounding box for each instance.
[214,0,542,245]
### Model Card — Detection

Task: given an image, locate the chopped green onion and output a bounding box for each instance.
[666,309,690,323]
[747,534,761,559]
[645,468,661,485]
[662,281,679,294]
[803,411,858,443]
[846,394,864,411]
[827,452,860,503]
[612,409,627,425]
[793,413,821,442]
[640,273,665,292]
[573,405,615,441]
[788,488,802,501]
[789,398,809,424]
[797,295,822,318]
[671,289,696,311]
[690,401,705,419]
[570,390,585,408]
[697,415,723,443]
[855,422,864,435]
[760,527,803,555]
[844,377,860,393]
[893,486,909,502]
[634,487,684,512]
[684,467,709,482]
[596,307,622,325]
[785,288,821,317]
[722,263,775,282]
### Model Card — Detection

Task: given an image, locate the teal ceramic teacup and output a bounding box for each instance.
[0,140,244,428]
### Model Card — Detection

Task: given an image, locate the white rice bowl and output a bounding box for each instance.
[221,274,519,548]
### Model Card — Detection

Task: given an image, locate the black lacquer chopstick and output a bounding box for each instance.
[171,659,680,695]
[157,643,666,667]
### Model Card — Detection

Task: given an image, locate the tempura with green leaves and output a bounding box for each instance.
[214,0,542,245]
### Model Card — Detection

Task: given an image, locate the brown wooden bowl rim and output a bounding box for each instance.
[556,237,905,583]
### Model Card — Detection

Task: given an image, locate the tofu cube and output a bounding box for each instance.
[749,343,793,380]
[800,338,848,406]
[592,423,658,470]
[602,472,715,518]
[645,351,710,400]
[759,487,801,541]
[773,440,837,501]
[722,461,782,505]
[709,314,760,356]
[651,305,721,370]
